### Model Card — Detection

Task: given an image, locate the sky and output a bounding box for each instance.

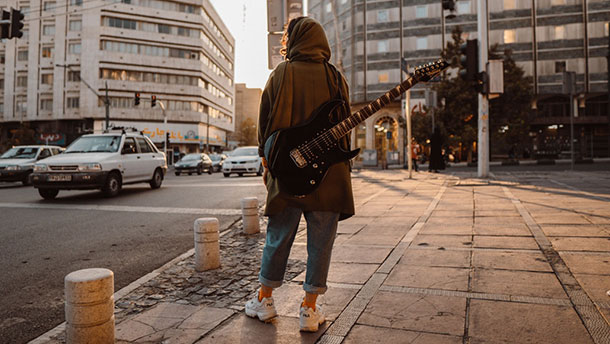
[208,0,271,90]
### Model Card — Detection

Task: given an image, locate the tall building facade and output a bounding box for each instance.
[228,83,262,149]
[0,0,235,155]
[308,0,610,164]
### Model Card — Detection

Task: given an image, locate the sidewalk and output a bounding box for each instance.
[34,169,610,343]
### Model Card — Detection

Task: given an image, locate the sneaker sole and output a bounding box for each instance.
[245,308,277,322]
[300,317,325,332]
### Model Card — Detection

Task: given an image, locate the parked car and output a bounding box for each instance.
[30,130,166,199]
[222,146,263,177]
[174,153,213,175]
[209,153,227,172]
[0,145,63,185]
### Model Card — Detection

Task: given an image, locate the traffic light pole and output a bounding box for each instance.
[157,100,168,163]
[477,0,489,178]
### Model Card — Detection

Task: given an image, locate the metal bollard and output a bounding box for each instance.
[64,268,115,344]
[241,197,260,234]
[194,218,220,271]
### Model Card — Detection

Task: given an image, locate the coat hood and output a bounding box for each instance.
[286,17,331,62]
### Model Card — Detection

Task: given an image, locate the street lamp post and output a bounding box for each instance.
[157,100,168,163]
[56,64,110,130]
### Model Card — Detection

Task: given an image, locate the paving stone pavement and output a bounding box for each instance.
[35,169,610,344]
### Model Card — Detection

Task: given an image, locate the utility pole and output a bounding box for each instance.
[56,64,110,130]
[157,100,168,162]
[206,112,210,153]
[477,0,489,178]
[607,22,610,157]
[406,89,413,178]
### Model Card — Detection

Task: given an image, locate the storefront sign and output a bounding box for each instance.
[102,120,225,146]
[36,133,65,145]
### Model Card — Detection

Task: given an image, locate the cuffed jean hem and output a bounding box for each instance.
[259,274,283,289]
[303,283,327,295]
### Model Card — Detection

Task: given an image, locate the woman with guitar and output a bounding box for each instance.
[244,16,355,332]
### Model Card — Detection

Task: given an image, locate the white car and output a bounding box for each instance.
[31,130,167,199]
[0,145,63,185]
[222,146,263,177]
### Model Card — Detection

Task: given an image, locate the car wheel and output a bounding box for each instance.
[197,165,202,175]
[175,172,180,176]
[38,188,59,200]
[207,166,213,175]
[256,164,263,176]
[188,172,192,175]
[103,172,122,197]
[238,173,243,177]
[150,168,163,189]
[223,173,230,178]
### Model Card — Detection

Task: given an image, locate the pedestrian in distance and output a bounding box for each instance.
[245,16,355,333]
[411,138,420,172]
[429,127,445,172]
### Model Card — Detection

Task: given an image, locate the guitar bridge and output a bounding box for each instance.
[289,149,308,168]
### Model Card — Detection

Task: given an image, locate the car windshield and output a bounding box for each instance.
[181,154,200,161]
[0,147,39,159]
[65,136,121,153]
[231,148,258,157]
[209,154,222,161]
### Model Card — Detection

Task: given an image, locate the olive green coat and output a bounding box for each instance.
[257,18,355,221]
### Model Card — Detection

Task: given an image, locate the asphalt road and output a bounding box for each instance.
[0,170,267,343]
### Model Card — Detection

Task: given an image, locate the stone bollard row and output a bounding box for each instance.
[194,218,220,272]
[241,197,260,235]
[64,268,115,344]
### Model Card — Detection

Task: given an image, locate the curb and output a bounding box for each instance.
[29,221,239,344]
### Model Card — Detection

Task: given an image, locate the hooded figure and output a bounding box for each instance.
[257,17,355,221]
[247,17,354,332]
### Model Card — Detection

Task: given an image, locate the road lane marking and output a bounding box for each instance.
[0,202,242,215]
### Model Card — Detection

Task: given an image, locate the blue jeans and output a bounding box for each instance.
[259,207,339,294]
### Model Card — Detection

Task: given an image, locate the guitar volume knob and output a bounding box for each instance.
[310,180,316,185]
[313,163,318,169]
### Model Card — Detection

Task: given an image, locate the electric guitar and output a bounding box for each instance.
[264,59,449,197]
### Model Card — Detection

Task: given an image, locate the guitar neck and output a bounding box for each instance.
[329,74,419,140]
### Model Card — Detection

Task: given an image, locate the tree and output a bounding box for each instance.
[433,26,478,162]
[488,48,533,158]
[432,27,533,162]
[237,117,257,146]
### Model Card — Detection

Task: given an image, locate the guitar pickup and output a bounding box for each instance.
[289,149,308,168]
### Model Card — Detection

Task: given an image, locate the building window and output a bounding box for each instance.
[68,70,81,82]
[106,17,137,30]
[69,20,82,31]
[0,79,3,89]
[457,1,470,14]
[377,10,389,23]
[67,97,80,108]
[40,99,53,111]
[17,50,28,61]
[325,2,332,12]
[554,26,565,40]
[68,42,81,54]
[43,2,56,11]
[0,103,3,114]
[416,37,427,50]
[157,24,171,34]
[415,5,427,18]
[555,61,566,73]
[42,46,54,58]
[17,76,28,87]
[42,25,55,36]
[16,100,27,113]
[503,29,516,44]
[378,72,389,83]
[377,40,389,53]
[41,74,54,85]
[605,23,609,36]
[22,29,29,39]
[70,0,83,6]
[0,52,5,64]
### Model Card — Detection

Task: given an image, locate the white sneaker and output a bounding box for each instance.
[245,293,277,322]
[299,304,325,332]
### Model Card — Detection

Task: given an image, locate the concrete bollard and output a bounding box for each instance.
[64,268,115,344]
[194,218,220,271]
[241,197,260,235]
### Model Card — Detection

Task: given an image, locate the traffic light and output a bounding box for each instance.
[151,95,157,108]
[165,132,170,147]
[9,8,24,39]
[442,0,455,11]
[459,39,478,82]
[1,10,9,39]
[134,92,140,106]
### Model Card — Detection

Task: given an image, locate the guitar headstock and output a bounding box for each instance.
[414,59,450,82]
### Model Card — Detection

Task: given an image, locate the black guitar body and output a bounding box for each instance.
[264,99,360,197]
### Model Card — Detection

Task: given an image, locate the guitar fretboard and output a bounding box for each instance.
[328,75,417,140]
